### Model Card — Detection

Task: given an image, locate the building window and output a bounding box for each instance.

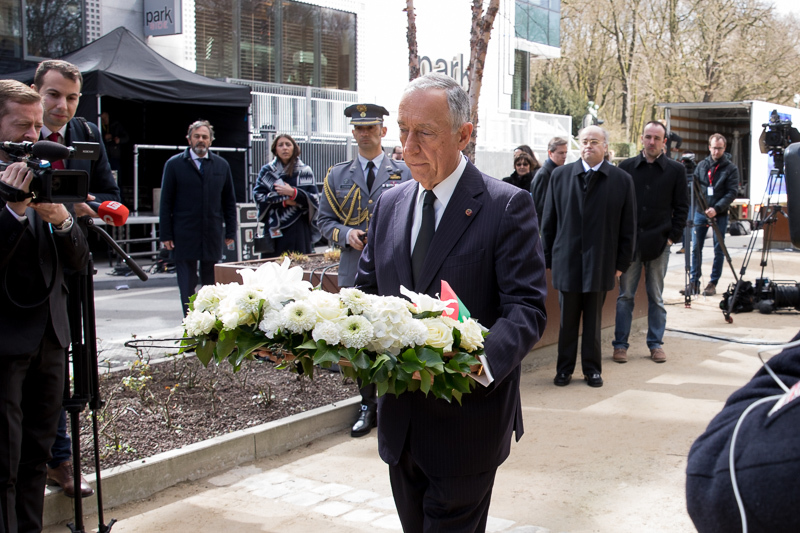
[511,50,530,111]
[196,0,356,90]
[23,0,84,60]
[515,0,560,48]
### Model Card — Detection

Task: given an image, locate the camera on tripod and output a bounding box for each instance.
[0,140,99,204]
[759,110,800,162]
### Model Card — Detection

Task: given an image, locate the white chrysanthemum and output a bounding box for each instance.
[258,309,283,339]
[281,300,317,334]
[339,315,374,349]
[307,290,347,322]
[193,283,229,314]
[233,285,263,316]
[400,285,454,314]
[183,310,216,337]
[399,318,429,347]
[421,317,454,352]
[312,320,341,345]
[339,287,371,315]
[216,286,259,330]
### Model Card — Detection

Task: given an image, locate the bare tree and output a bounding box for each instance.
[464,0,500,161]
[405,0,420,81]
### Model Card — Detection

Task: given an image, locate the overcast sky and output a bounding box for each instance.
[769,0,800,16]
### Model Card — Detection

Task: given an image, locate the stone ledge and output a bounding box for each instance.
[43,396,361,527]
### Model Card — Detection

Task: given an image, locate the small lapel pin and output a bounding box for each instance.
[465,209,473,216]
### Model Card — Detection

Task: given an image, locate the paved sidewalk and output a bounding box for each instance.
[45,240,800,533]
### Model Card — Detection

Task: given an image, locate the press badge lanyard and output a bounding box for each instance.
[707,164,719,196]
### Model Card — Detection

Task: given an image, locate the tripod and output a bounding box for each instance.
[722,166,788,320]
[684,176,740,321]
[63,215,148,533]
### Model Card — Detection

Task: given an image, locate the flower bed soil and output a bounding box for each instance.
[78,354,359,474]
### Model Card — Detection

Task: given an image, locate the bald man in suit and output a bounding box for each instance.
[355,73,547,532]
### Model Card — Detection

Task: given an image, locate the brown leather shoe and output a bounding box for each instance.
[46,461,94,498]
[702,282,717,296]
[612,347,627,363]
[650,347,667,363]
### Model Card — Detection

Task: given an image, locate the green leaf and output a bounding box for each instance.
[398,348,424,373]
[417,346,444,367]
[376,380,389,397]
[419,368,431,395]
[215,330,238,360]
[351,351,372,370]
[410,310,443,319]
[297,339,318,350]
[299,356,315,379]
[313,345,341,365]
[195,339,215,367]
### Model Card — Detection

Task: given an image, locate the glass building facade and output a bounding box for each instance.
[196,0,356,90]
[515,0,560,48]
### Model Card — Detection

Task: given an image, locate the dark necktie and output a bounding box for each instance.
[411,189,436,284]
[47,132,65,170]
[196,159,204,176]
[366,161,375,191]
[582,169,595,192]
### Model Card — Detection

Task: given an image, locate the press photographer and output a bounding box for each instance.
[0,80,89,532]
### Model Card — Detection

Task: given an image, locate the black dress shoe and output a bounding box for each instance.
[350,404,377,438]
[553,373,572,386]
[584,373,603,388]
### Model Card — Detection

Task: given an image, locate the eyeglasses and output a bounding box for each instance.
[579,139,604,147]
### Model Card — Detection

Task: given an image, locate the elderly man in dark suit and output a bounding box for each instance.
[542,125,636,388]
[0,79,89,533]
[355,73,547,532]
[160,120,237,315]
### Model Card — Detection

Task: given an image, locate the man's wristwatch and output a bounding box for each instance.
[54,215,73,232]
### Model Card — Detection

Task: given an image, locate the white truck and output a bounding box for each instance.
[658,100,800,217]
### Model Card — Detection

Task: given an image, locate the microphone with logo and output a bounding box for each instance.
[87,200,129,226]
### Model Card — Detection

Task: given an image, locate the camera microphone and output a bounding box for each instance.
[87,200,129,226]
[31,140,72,161]
[0,141,35,155]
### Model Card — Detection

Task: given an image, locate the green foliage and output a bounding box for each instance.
[529,73,588,136]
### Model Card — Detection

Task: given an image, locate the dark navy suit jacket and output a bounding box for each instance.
[355,159,548,476]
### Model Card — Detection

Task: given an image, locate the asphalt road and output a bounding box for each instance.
[93,282,186,369]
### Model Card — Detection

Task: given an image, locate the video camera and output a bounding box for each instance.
[759,110,800,161]
[0,140,99,204]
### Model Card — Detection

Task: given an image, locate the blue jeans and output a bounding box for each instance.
[613,246,670,350]
[691,211,728,285]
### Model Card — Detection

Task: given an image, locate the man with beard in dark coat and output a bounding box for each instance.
[159,120,237,315]
[613,121,687,364]
[542,125,636,388]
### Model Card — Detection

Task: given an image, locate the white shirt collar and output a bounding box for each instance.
[190,149,208,162]
[357,152,385,172]
[410,154,467,252]
[41,124,67,141]
[581,159,603,172]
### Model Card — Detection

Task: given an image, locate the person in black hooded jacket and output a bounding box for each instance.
[686,330,800,533]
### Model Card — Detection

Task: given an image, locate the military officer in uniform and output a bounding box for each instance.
[317,103,411,437]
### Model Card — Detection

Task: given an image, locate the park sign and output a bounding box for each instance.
[144,0,182,37]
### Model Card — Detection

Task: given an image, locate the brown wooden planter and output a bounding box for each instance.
[214,253,340,293]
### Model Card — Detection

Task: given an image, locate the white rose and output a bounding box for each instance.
[456,318,485,352]
[421,317,454,352]
[307,290,347,322]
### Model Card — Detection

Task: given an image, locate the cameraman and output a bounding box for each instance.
[0,80,89,531]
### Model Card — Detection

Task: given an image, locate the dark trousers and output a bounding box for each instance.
[176,259,216,315]
[47,411,71,469]
[389,446,497,532]
[557,290,606,376]
[0,331,65,533]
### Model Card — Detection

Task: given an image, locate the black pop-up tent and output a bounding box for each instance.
[8,27,252,210]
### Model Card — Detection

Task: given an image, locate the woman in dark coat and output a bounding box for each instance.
[503,152,539,191]
[253,134,320,255]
